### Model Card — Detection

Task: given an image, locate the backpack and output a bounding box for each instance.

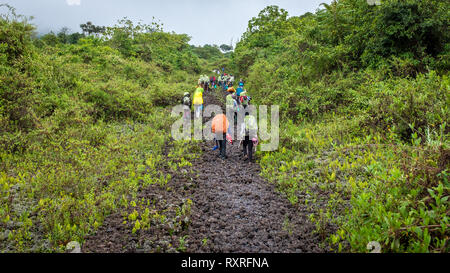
[240,91,249,106]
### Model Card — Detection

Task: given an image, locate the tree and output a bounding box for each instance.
[41,32,59,46]
[191,44,223,59]
[57,27,69,43]
[67,32,84,44]
[245,5,288,37]
[219,44,233,52]
[80,21,106,36]
[80,21,93,35]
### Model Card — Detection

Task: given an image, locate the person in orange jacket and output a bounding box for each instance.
[211,113,230,159]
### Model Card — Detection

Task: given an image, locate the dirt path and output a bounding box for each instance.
[82,88,324,253]
[185,89,323,253]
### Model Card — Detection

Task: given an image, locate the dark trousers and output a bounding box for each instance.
[243,135,253,161]
[217,133,226,157]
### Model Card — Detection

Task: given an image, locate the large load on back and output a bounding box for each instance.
[223,74,229,83]
[199,75,209,84]
[182,92,191,106]
[239,90,250,108]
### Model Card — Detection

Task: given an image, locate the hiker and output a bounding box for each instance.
[205,75,210,91]
[182,92,191,120]
[236,82,244,101]
[193,84,204,119]
[227,83,236,94]
[218,75,222,87]
[240,112,258,162]
[199,75,207,92]
[226,92,239,123]
[236,82,244,95]
[211,113,230,159]
[222,74,229,90]
[225,92,239,120]
[202,75,209,92]
[239,89,250,110]
[210,76,216,90]
[226,74,231,86]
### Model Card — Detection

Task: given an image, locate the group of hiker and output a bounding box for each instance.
[198,74,211,92]
[218,74,235,91]
[197,72,236,93]
[181,73,257,162]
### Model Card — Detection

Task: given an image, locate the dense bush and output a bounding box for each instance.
[366,72,449,140]
[232,0,449,252]
[106,18,200,73]
[0,5,38,151]
[191,44,223,60]
[0,6,203,252]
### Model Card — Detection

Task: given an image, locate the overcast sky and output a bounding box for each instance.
[3,0,330,46]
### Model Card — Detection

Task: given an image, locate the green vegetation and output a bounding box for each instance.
[191,44,223,60]
[0,5,202,252]
[231,1,449,253]
[1,0,448,253]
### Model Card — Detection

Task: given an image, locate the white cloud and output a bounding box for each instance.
[66,0,81,6]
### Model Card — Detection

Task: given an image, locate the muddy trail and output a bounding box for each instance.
[82,88,324,253]
[185,89,323,253]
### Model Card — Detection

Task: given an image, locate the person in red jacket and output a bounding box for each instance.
[211,113,230,159]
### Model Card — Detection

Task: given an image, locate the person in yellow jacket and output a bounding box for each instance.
[193,85,204,119]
